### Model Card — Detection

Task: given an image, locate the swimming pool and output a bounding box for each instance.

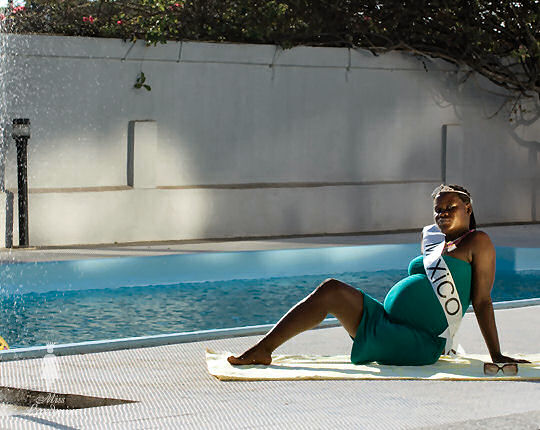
[0,244,539,352]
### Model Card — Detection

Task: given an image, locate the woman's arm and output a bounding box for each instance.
[470,232,529,363]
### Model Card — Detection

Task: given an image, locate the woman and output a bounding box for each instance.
[228,184,528,366]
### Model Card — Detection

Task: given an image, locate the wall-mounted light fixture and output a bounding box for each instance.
[12,118,30,248]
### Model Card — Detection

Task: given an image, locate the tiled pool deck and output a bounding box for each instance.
[1,224,539,429]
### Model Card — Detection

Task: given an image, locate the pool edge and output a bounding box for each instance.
[1,298,539,362]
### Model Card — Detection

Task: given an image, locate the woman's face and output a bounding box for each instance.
[433,192,471,239]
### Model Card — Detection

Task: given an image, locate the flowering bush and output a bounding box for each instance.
[1,0,307,46]
[1,0,539,99]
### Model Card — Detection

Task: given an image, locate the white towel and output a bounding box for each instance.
[206,349,540,381]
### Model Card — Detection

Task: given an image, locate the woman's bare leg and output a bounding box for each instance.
[227,278,364,365]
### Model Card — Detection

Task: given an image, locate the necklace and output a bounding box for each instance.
[445,229,475,252]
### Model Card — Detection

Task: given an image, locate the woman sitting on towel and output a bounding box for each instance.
[229,184,528,366]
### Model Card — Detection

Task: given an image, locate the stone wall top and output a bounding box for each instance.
[2,33,457,72]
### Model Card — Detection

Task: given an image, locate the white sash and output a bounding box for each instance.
[422,224,463,354]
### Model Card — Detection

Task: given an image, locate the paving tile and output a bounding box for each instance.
[0,307,538,429]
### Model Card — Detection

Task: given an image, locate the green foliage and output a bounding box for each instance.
[134,71,151,91]
[348,1,540,97]
[2,0,308,46]
[2,0,539,98]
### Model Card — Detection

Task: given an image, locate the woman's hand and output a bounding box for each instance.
[491,353,530,364]
[468,234,531,365]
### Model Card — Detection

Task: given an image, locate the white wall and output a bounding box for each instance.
[0,35,538,247]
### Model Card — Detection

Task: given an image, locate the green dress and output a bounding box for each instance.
[350,255,472,365]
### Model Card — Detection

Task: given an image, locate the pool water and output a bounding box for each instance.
[2,268,539,348]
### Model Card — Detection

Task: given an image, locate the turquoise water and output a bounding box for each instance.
[2,268,539,348]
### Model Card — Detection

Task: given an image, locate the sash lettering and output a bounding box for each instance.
[428,258,447,280]
[422,224,463,354]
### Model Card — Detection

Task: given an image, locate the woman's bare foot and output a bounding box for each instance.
[227,344,272,365]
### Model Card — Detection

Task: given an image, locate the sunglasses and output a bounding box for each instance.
[483,362,518,376]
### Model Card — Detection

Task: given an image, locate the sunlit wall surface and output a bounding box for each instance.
[0,35,538,246]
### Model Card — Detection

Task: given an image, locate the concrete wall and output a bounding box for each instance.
[0,34,538,247]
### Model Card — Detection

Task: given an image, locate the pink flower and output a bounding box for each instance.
[83,16,88,22]
[0,14,5,20]
[83,16,95,23]
[12,6,25,13]
[88,16,95,23]
[117,20,123,25]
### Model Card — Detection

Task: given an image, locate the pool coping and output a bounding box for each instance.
[1,298,538,362]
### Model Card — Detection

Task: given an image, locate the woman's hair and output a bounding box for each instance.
[431,184,476,230]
